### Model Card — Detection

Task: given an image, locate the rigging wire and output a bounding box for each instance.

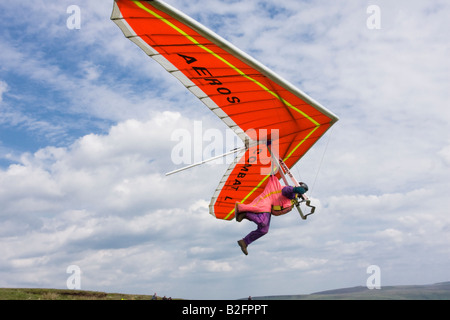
[309,127,334,197]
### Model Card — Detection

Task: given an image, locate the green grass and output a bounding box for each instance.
[252,282,450,300]
[0,288,163,300]
[2,282,450,300]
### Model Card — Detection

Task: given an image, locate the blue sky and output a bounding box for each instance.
[1,0,449,299]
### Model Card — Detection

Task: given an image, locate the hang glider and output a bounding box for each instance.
[111,0,339,220]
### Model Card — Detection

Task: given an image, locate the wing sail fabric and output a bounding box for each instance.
[111,0,339,220]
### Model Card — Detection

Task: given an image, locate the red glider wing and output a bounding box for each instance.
[111,0,339,220]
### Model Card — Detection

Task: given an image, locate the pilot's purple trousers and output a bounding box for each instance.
[243,212,272,246]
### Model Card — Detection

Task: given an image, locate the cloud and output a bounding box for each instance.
[0,0,207,155]
[0,81,8,102]
[0,110,236,296]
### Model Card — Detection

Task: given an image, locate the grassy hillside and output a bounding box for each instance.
[0,288,159,300]
[1,282,449,300]
[252,282,450,300]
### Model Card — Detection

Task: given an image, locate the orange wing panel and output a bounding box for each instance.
[112,0,338,220]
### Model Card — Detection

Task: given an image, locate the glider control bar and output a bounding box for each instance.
[268,144,316,220]
[278,158,316,220]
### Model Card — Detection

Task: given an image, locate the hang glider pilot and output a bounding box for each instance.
[235,175,308,255]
